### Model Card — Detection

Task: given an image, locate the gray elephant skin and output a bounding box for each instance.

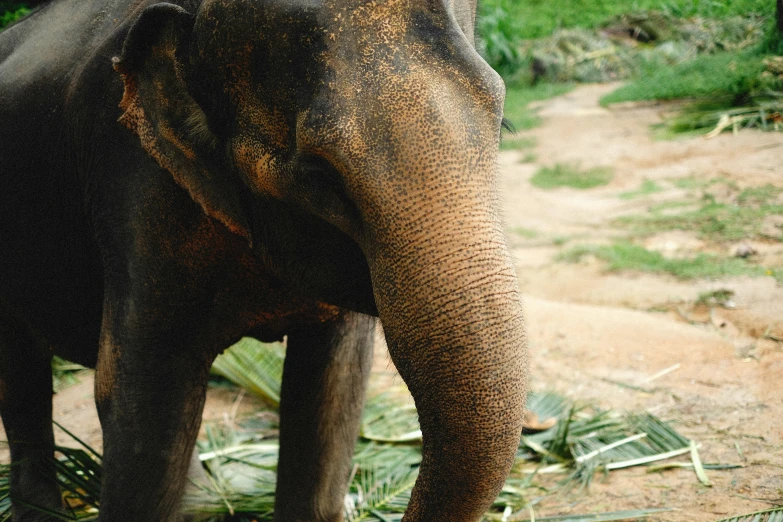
[0,0,528,520]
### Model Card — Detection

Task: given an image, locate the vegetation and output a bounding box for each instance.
[619,180,664,200]
[479,0,771,41]
[553,175,783,284]
[473,0,783,136]
[559,241,780,281]
[695,288,736,308]
[531,163,614,190]
[0,1,28,29]
[501,134,536,152]
[617,185,783,242]
[509,226,539,239]
[0,339,717,521]
[210,339,285,408]
[503,83,574,131]
[716,507,783,522]
[601,52,769,104]
[595,12,783,135]
[52,357,87,393]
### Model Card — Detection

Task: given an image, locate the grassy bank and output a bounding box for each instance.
[480,0,771,40]
[0,1,28,29]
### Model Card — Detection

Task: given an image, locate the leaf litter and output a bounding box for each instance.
[1,338,750,522]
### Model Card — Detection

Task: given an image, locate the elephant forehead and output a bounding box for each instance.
[195,0,476,72]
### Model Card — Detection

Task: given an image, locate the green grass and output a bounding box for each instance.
[503,83,574,131]
[598,36,783,136]
[617,196,783,242]
[0,1,28,29]
[531,163,614,190]
[619,179,664,200]
[559,241,780,281]
[480,0,771,40]
[601,51,768,105]
[737,184,783,205]
[509,227,539,239]
[501,135,536,151]
[476,0,778,83]
[695,288,736,308]
[672,176,721,190]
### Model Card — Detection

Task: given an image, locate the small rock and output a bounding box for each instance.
[731,243,757,258]
[734,341,757,359]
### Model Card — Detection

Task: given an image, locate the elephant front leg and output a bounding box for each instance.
[274,312,376,522]
[0,314,63,522]
[94,312,213,522]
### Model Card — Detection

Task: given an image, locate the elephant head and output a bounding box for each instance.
[113,0,527,519]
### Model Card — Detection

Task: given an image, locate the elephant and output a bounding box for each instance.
[0,0,528,520]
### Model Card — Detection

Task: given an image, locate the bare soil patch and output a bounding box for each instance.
[502,84,783,520]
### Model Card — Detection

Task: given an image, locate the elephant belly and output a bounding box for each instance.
[0,167,103,367]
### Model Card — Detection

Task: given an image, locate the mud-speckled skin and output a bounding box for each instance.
[0,0,527,521]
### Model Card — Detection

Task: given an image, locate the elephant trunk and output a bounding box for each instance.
[365,200,528,521]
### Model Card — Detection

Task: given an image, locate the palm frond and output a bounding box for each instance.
[515,508,673,521]
[361,392,421,443]
[522,406,693,488]
[0,463,10,522]
[210,339,285,408]
[716,508,783,522]
[52,357,87,393]
[347,465,418,522]
[1,356,697,522]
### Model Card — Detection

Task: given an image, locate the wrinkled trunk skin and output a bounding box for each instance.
[366,204,527,521]
[340,70,527,518]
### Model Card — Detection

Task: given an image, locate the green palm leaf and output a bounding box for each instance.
[716,508,783,522]
[210,338,285,408]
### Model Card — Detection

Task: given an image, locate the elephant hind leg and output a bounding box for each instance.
[0,313,64,521]
[274,312,376,522]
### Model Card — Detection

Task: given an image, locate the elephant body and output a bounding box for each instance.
[0,0,527,520]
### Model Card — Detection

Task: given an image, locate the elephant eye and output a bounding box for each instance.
[297,154,346,196]
[291,154,361,229]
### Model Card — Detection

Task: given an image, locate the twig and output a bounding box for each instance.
[762,323,783,343]
[644,364,681,383]
[599,377,657,394]
[735,442,745,462]
[730,494,783,507]
[676,307,707,325]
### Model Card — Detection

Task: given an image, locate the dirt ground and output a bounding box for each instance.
[9,84,783,521]
[499,84,783,520]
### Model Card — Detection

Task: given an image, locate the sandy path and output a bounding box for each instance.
[502,84,783,520]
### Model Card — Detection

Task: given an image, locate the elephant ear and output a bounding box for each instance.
[113,3,251,244]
